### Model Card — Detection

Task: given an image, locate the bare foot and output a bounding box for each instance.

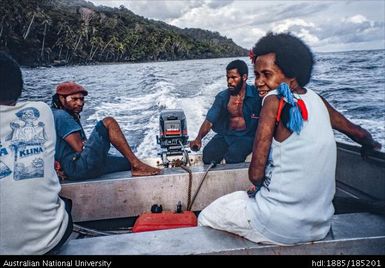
[132,163,162,177]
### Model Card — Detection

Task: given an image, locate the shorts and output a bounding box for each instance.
[198,191,277,244]
[63,121,131,180]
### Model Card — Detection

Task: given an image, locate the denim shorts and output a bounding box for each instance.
[64,121,131,180]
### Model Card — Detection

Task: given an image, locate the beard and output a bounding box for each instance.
[228,79,244,96]
[62,100,83,115]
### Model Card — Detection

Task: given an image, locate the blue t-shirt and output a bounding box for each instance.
[52,109,86,163]
[206,84,262,137]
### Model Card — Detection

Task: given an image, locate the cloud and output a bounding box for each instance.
[124,0,205,20]
[89,0,385,52]
[119,0,235,20]
[344,14,368,24]
[272,18,316,33]
[166,1,332,49]
[265,12,384,51]
[223,27,265,49]
[206,0,233,9]
[315,14,385,48]
[167,1,328,29]
[90,0,206,20]
[270,18,320,45]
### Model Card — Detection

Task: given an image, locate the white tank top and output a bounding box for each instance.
[248,89,336,244]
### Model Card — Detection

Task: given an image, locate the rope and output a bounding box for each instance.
[73,223,113,236]
[180,165,193,210]
[187,161,216,211]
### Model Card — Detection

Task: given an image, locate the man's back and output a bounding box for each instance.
[52,108,86,164]
[0,101,69,254]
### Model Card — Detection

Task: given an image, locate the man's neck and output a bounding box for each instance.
[292,86,306,94]
[237,85,247,97]
[63,108,81,121]
[0,100,17,106]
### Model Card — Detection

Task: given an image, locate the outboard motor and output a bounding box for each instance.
[156,109,189,167]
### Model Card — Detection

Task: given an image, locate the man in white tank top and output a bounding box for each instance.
[198,33,381,245]
[0,52,72,254]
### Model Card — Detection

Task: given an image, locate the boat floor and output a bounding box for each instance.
[58,212,385,255]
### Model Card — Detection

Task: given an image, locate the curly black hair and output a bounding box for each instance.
[0,51,23,102]
[252,32,314,87]
[226,59,248,76]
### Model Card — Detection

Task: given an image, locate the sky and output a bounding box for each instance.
[88,0,385,52]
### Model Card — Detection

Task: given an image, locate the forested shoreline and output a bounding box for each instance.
[0,0,248,67]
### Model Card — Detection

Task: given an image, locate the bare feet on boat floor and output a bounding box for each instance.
[132,163,162,177]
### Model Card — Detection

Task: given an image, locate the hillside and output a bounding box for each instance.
[0,0,248,66]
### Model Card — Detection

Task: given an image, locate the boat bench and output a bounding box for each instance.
[60,163,251,222]
[58,212,385,255]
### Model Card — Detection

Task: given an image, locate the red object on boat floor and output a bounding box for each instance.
[132,211,197,233]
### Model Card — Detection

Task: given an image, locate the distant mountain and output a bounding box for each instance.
[0,0,248,66]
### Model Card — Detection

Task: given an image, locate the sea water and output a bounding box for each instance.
[21,49,385,158]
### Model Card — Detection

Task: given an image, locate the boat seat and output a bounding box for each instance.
[60,162,251,222]
[58,212,385,255]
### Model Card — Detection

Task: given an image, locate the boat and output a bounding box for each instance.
[57,141,385,255]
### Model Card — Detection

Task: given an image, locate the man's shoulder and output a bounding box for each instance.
[17,101,50,110]
[51,109,78,126]
[51,109,82,134]
[216,89,230,98]
[246,84,259,98]
[52,108,71,118]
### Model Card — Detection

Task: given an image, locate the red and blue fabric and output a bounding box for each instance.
[276,83,308,134]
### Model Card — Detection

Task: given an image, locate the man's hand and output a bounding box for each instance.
[54,161,67,181]
[190,120,212,151]
[247,185,258,198]
[361,141,382,160]
[189,139,202,152]
[64,132,85,153]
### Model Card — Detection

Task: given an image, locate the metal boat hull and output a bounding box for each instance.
[60,142,385,222]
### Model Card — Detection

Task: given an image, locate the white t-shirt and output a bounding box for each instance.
[249,88,337,244]
[0,101,69,254]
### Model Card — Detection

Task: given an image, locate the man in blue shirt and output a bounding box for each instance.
[51,81,160,180]
[190,60,262,164]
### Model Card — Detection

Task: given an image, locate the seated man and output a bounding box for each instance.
[190,59,262,164]
[0,51,72,254]
[51,81,160,180]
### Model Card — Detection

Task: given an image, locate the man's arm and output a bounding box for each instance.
[64,132,84,152]
[320,96,381,151]
[53,110,86,153]
[248,95,278,185]
[190,93,225,151]
[189,120,212,151]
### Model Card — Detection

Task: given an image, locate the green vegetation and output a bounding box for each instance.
[0,0,247,66]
